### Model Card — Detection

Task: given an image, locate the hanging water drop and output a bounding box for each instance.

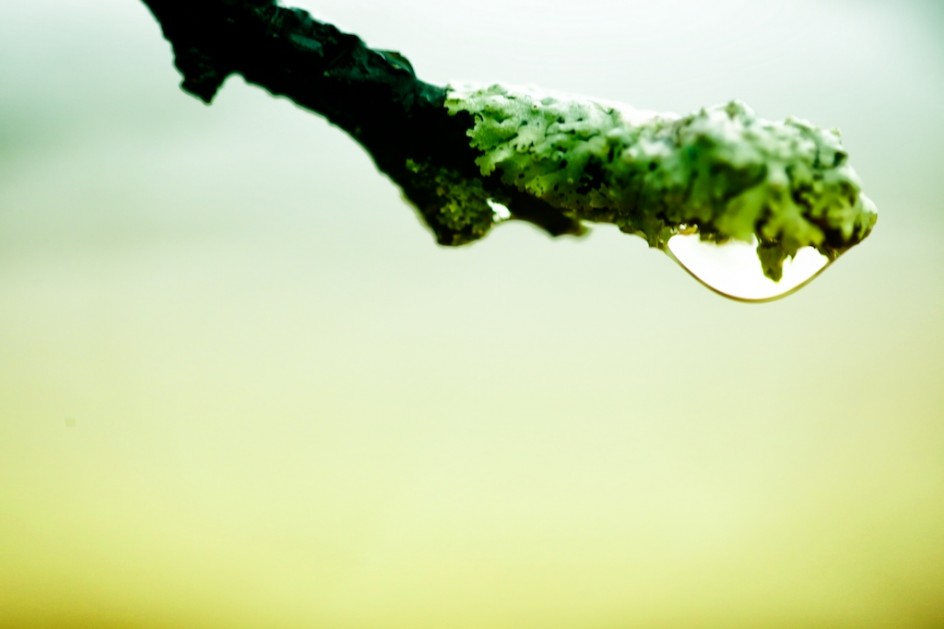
[664,233,831,302]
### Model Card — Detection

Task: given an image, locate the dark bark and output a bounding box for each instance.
[139,0,584,243]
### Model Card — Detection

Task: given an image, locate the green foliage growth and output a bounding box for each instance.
[445,84,877,280]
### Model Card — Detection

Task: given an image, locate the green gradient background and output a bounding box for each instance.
[2,1,943,626]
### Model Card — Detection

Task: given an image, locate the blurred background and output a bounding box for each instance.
[1,0,942,626]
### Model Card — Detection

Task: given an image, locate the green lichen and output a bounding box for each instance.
[445,83,877,281]
[402,158,500,245]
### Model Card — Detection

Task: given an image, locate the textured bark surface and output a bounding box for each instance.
[139,0,584,243]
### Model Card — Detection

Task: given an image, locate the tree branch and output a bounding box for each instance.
[139,1,876,292]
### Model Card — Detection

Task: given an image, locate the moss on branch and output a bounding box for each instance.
[446,84,877,280]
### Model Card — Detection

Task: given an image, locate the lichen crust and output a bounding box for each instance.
[445,83,877,280]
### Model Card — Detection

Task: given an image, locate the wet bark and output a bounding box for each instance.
[139,0,583,243]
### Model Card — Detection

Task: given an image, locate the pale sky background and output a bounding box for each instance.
[1,1,943,627]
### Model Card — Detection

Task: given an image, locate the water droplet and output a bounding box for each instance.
[665,233,831,302]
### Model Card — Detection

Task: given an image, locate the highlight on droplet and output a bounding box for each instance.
[486,198,512,221]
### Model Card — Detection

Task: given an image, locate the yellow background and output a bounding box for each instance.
[2,0,942,626]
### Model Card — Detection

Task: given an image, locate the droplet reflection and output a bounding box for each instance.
[665,234,831,302]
